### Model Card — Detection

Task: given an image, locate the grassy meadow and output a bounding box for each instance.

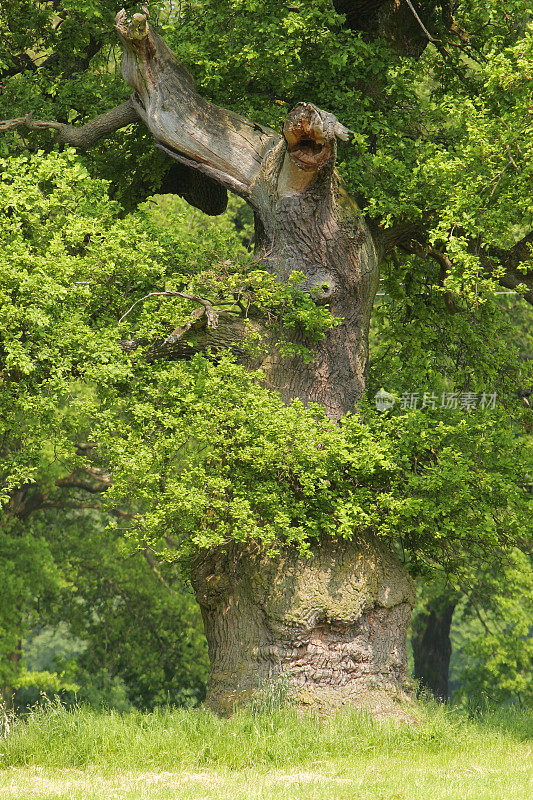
[0,702,531,799]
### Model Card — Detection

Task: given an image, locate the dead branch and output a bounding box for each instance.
[114,9,277,196]
[0,100,139,148]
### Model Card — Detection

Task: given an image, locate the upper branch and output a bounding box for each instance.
[396,229,533,307]
[114,10,278,197]
[0,100,140,149]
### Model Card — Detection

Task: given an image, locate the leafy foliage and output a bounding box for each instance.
[451,549,533,707]
[0,143,530,584]
[166,0,533,300]
[0,1,531,707]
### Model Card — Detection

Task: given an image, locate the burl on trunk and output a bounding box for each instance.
[191,538,414,716]
[114,10,414,714]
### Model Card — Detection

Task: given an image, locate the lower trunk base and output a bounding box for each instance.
[191,536,415,718]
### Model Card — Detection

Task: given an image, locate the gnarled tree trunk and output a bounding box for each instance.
[112,9,413,715]
[191,537,415,716]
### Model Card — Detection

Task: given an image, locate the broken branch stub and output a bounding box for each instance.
[114,9,278,196]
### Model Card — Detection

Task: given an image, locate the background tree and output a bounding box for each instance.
[20,510,208,712]
[405,293,533,704]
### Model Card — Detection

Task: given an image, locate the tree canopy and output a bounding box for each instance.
[0,0,531,707]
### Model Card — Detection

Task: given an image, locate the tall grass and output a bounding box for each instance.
[0,699,531,772]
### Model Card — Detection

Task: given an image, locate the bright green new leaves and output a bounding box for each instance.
[0,150,120,504]
[1,150,529,578]
[94,339,530,574]
[0,149,343,567]
[95,355,393,558]
[0,149,240,690]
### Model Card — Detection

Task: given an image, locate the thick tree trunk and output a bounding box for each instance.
[191,536,415,716]
[111,11,414,715]
[249,105,381,419]
[411,591,458,702]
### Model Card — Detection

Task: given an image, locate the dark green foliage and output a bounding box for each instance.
[33,513,208,711]
[12,513,209,712]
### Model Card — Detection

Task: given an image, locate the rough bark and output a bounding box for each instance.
[190,536,415,716]
[249,105,381,418]
[411,591,458,702]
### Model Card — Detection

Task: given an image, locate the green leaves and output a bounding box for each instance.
[1,149,527,578]
[96,344,530,572]
[97,353,386,557]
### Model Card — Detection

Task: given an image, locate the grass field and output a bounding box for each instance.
[0,702,531,799]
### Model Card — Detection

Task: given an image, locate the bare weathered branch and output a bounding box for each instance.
[155,142,250,199]
[0,100,139,148]
[402,0,438,42]
[114,10,278,196]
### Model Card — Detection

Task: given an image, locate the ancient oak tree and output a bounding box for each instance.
[3,2,531,714]
[108,9,407,714]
